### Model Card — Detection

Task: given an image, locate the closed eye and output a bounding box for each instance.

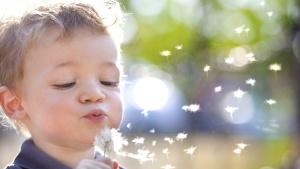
[53,82,75,89]
[100,81,119,87]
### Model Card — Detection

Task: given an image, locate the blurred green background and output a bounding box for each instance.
[1,0,300,168]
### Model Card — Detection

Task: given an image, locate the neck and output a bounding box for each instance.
[31,138,95,168]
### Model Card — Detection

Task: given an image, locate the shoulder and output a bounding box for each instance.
[4,164,23,169]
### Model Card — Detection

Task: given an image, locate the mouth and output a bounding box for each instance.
[84,109,107,122]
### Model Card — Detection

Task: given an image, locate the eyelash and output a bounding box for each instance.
[100,81,119,87]
[53,82,75,89]
[53,81,119,89]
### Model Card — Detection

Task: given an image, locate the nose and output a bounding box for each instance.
[79,84,105,103]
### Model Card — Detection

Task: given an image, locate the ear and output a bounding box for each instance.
[0,86,26,120]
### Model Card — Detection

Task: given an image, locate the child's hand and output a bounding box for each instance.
[75,157,119,169]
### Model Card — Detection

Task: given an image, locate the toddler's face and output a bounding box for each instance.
[19,29,123,149]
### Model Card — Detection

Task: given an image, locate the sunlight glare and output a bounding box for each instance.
[132,77,169,111]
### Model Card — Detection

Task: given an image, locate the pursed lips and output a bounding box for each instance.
[84,109,107,122]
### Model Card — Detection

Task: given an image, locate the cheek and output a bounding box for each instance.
[111,95,123,128]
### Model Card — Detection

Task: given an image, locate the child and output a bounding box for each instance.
[0,0,125,168]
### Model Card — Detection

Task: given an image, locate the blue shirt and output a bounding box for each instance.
[5,139,125,169]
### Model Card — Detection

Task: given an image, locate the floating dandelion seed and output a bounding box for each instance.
[225,56,235,65]
[214,86,222,93]
[269,63,281,72]
[244,27,250,33]
[132,137,145,145]
[260,1,265,7]
[164,137,175,145]
[233,147,242,157]
[149,128,155,134]
[160,50,171,57]
[126,123,132,129]
[163,148,170,158]
[225,106,239,119]
[128,149,155,164]
[141,109,149,117]
[233,25,244,35]
[176,132,188,142]
[204,65,211,72]
[161,164,176,169]
[233,88,246,99]
[246,78,256,86]
[175,44,183,50]
[152,141,156,146]
[94,126,113,156]
[237,142,250,149]
[245,53,256,63]
[182,104,200,113]
[266,99,276,105]
[184,146,197,160]
[267,11,273,18]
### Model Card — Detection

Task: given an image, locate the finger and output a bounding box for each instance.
[95,156,114,169]
[113,160,119,169]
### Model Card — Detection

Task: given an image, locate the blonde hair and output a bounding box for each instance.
[0,0,123,135]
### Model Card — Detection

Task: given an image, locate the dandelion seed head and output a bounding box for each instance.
[260,1,265,7]
[94,126,113,155]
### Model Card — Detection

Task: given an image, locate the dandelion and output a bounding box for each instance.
[94,126,113,156]
[184,146,197,160]
[225,106,239,119]
[246,78,256,87]
[132,137,145,145]
[176,132,188,142]
[214,86,222,93]
[244,27,250,33]
[204,65,211,72]
[161,164,176,169]
[182,104,200,113]
[233,88,246,99]
[175,44,183,50]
